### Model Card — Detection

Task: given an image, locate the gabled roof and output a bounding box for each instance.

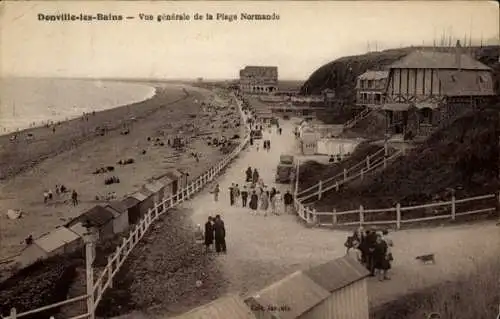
[106,200,127,214]
[143,181,165,193]
[437,70,495,96]
[35,227,80,253]
[121,196,140,208]
[303,255,370,293]
[389,50,491,70]
[165,169,184,181]
[172,295,256,319]
[246,271,330,319]
[358,70,389,80]
[79,205,115,227]
[140,187,154,197]
[130,191,150,201]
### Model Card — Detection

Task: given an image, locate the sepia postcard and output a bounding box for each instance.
[0,1,499,319]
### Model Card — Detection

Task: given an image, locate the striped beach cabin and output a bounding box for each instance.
[172,294,257,319]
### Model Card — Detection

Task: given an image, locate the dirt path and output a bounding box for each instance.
[179,119,500,308]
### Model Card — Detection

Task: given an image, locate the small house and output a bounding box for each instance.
[355,70,389,107]
[69,205,116,240]
[172,294,256,319]
[103,201,129,234]
[302,256,370,319]
[120,194,146,224]
[137,188,156,214]
[164,169,188,197]
[16,226,82,268]
[142,180,166,204]
[245,271,330,319]
[300,127,320,155]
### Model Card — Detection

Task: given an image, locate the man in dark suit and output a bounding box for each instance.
[213,215,227,254]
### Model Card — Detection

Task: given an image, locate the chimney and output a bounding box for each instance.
[455,40,462,71]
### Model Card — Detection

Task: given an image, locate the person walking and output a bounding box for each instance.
[204,216,214,253]
[249,190,259,215]
[267,140,271,152]
[260,191,269,216]
[212,183,220,202]
[71,190,78,206]
[283,190,293,214]
[274,190,283,215]
[241,185,249,207]
[234,184,241,206]
[373,234,390,281]
[252,168,259,184]
[213,215,227,254]
[245,166,253,182]
[228,183,235,206]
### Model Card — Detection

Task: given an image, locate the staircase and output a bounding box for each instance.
[343,108,372,130]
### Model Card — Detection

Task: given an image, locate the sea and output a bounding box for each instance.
[0,77,156,135]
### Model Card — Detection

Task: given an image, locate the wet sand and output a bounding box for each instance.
[0,83,243,259]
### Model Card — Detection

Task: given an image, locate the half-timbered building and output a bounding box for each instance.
[383,41,495,140]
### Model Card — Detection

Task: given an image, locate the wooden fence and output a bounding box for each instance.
[297,146,402,202]
[293,141,498,229]
[4,94,251,319]
[295,192,498,229]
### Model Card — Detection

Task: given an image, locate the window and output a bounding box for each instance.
[368,80,374,88]
[478,76,484,83]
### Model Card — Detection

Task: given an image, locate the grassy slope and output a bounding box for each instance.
[370,256,500,319]
[298,142,387,192]
[313,109,499,213]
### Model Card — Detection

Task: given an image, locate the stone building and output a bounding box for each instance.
[239,66,278,94]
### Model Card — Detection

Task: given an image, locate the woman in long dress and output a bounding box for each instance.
[273,191,283,215]
[260,191,269,216]
[249,190,259,214]
[373,235,390,281]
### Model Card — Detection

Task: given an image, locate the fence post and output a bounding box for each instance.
[384,141,389,157]
[107,256,113,288]
[318,180,322,200]
[359,205,364,226]
[335,181,339,191]
[313,208,318,226]
[366,156,370,170]
[343,168,347,182]
[450,189,456,221]
[332,208,337,225]
[10,308,16,319]
[383,155,387,169]
[396,203,401,230]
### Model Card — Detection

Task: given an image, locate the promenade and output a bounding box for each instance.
[179,119,500,307]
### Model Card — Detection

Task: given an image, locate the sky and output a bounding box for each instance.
[1,1,499,80]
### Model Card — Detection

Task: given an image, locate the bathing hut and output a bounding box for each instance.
[16,226,82,268]
[68,205,115,240]
[142,180,166,204]
[103,201,129,234]
[245,271,330,319]
[302,256,370,319]
[164,169,188,197]
[120,193,145,225]
[173,294,256,319]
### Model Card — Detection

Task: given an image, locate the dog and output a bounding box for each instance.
[416,253,435,264]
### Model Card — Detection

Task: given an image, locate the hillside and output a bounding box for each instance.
[312,108,499,213]
[301,46,500,103]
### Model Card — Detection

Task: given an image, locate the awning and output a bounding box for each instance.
[381,103,411,111]
[415,102,439,110]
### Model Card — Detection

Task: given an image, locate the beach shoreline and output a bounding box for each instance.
[0,77,157,136]
[0,82,244,259]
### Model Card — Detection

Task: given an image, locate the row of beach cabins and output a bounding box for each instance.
[15,169,188,269]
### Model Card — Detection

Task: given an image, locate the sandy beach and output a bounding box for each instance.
[0,83,243,259]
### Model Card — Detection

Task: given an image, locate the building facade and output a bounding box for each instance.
[383,41,495,140]
[356,70,389,107]
[239,66,278,94]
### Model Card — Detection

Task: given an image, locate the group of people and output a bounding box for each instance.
[345,227,394,281]
[261,139,271,152]
[43,185,78,206]
[196,214,227,254]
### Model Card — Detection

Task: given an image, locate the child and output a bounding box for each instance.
[347,240,363,263]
